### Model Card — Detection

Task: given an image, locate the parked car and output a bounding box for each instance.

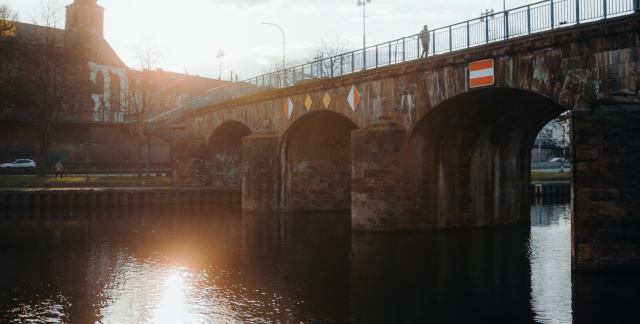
[0,159,36,173]
[548,157,569,164]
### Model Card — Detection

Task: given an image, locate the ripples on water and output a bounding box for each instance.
[1,201,638,323]
[529,203,572,324]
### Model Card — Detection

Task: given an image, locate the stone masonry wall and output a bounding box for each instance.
[172,137,212,187]
[571,96,640,271]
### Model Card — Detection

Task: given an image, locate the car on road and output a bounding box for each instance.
[0,159,37,173]
[548,157,569,164]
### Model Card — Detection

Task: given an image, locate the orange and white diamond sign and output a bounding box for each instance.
[284,97,294,119]
[347,85,360,112]
[305,95,313,111]
[323,92,331,109]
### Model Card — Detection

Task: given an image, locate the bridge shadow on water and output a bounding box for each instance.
[0,203,638,323]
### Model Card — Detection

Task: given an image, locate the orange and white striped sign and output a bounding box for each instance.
[469,59,494,88]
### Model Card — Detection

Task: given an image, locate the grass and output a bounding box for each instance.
[531,172,570,182]
[0,175,172,188]
[0,172,568,188]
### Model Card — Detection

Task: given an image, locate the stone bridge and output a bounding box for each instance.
[173,14,640,270]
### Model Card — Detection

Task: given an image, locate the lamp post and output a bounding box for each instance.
[262,23,285,72]
[357,0,371,68]
[216,49,224,80]
[480,8,494,43]
[357,0,371,51]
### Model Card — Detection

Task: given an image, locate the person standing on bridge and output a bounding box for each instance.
[55,160,64,179]
[420,25,430,58]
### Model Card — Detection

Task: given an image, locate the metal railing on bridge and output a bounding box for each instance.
[186,0,638,107]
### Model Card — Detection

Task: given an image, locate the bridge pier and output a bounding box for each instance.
[571,96,640,271]
[172,136,212,186]
[242,132,278,213]
[351,116,406,231]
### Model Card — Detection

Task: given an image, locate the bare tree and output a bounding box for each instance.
[308,36,352,78]
[260,36,352,87]
[0,2,17,40]
[261,55,300,88]
[121,41,164,176]
[0,1,91,175]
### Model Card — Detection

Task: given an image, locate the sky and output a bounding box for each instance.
[8,0,535,81]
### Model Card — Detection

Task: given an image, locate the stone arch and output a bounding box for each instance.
[207,120,252,188]
[278,110,358,212]
[406,87,568,229]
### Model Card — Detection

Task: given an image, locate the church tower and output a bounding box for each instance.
[65,0,104,46]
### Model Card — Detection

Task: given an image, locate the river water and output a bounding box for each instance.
[0,200,638,323]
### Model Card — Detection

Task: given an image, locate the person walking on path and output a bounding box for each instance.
[420,25,430,58]
[55,160,64,179]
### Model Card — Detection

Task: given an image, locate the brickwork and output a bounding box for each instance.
[242,133,278,212]
[172,137,212,187]
[571,97,640,271]
[280,112,356,212]
[351,116,406,231]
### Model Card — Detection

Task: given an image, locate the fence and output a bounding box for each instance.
[185,0,638,107]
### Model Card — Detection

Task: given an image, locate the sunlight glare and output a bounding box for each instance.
[150,271,190,324]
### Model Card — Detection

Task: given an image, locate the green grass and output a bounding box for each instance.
[0,175,172,188]
[0,173,568,188]
[531,172,570,182]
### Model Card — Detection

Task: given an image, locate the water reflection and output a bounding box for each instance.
[529,202,572,324]
[1,202,638,323]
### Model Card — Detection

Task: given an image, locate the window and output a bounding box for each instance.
[95,71,104,95]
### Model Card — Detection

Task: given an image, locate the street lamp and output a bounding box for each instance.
[357,0,371,52]
[216,49,224,80]
[262,22,285,72]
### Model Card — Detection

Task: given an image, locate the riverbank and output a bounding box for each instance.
[0,173,569,208]
[0,172,570,189]
[0,187,241,208]
[0,175,171,188]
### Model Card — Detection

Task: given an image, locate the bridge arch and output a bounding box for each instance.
[278,110,358,212]
[406,87,568,228]
[206,120,252,188]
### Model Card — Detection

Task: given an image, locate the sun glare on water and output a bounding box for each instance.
[150,271,189,324]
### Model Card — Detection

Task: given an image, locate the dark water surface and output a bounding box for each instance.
[1,202,638,323]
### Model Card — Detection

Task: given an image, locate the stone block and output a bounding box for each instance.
[601,116,627,130]
[620,217,639,230]
[566,57,583,70]
[602,172,632,189]
[590,158,616,173]
[593,216,620,230]
[574,161,592,173]
[598,230,626,245]
[628,201,640,216]
[575,229,598,244]
[628,231,640,245]
[575,199,600,216]
[573,118,597,133]
[577,243,591,257]
[590,244,619,258]
[576,146,599,160]
[591,189,620,202]
[618,245,638,259]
